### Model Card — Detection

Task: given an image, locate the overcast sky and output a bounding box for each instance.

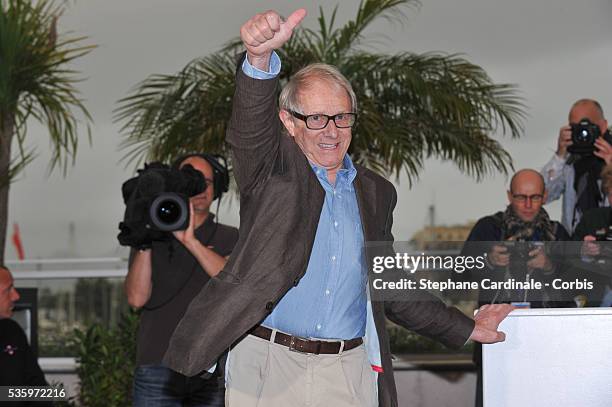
[6,0,612,260]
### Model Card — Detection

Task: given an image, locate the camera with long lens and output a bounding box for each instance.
[117,162,205,249]
[568,118,601,156]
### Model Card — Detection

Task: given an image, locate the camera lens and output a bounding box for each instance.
[149,193,189,231]
[157,200,181,224]
[580,129,589,141]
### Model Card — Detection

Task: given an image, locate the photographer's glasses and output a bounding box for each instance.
[288,110,357,130]
[511,194,544,203]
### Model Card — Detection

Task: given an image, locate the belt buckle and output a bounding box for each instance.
[288,335,309,353]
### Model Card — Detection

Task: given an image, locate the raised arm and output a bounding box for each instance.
[227,9,306,195]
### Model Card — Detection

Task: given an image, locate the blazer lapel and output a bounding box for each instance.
[354,168,377,241]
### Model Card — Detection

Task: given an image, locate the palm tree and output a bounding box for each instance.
[116,0,525,183]
[0,0,94,262]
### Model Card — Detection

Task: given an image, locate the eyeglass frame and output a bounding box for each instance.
[287,110,357,130]
[510,193,545,203]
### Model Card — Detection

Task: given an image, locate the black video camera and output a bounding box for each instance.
[568,118,601,156]
[117,162,206,249]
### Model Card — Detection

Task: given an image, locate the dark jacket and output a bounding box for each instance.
[571,206,612,305]
[462,212,572,306]
[573,207,612,241]
[164,68,475,407]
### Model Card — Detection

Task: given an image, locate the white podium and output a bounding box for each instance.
[483,308,612,407]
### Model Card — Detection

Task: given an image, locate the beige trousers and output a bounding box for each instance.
[225,333,378,407]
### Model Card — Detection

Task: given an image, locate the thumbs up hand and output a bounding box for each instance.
[240,9,307,71]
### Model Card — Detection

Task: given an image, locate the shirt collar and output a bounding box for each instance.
[309,155,357,187]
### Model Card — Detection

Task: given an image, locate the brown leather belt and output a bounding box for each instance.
[250,325,362,355]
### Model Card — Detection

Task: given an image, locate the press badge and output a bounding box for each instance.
[511,302,531,309]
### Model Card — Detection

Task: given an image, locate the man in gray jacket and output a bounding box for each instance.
[541,99,612,233]
[164,8,513,407]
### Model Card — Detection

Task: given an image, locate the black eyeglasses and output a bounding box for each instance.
[288,110,357,130]
[511,194,544,203]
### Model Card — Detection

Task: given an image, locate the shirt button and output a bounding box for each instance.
[331,256,336,261]
[325,290,330,295]
[334,221,338,228]
[316,324,322,330]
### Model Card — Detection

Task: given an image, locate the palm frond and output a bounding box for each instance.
[343,52,524,183]
[115,53,236,167]
[116,0,525,186]
[0,0,94,177]
[0,148,35,188]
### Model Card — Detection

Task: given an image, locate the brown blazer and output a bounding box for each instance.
[164,68,475,407]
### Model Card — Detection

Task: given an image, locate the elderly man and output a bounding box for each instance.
[462,169,572,407]
[164,9,512,407]
[541,99,612,233]
[0,266,48,387]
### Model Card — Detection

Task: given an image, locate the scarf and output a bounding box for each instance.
[500,205,556,241]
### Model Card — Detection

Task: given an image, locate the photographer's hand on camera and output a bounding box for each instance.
[172,203,227,278]
[556,125,573,159]
[488,245,510,268]
[172,202,198,248]
[526,246,553,272]
[594,137,612,165]
[581,235,601,257]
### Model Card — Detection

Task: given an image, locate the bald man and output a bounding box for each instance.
[541,99,612,233]
[461,169,573,407]
[125,154,238,407]
[0,266,48,388]
[463,169,571,303]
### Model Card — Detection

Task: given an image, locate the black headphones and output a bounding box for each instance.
[172,153,230,201]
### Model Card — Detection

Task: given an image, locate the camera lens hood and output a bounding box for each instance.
[149,192,189,232]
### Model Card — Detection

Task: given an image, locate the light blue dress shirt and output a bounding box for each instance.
[262,156,367,339]
[239,53,382,370]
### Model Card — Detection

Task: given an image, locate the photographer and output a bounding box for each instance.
[572,163,612,306]
[123,153,238,406]
[462,169,572,407]
[541,99,612,233]
[463,169,571,306]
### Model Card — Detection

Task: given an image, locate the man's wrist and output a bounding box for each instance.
[242,51,281,79]
[247,53,272,71]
